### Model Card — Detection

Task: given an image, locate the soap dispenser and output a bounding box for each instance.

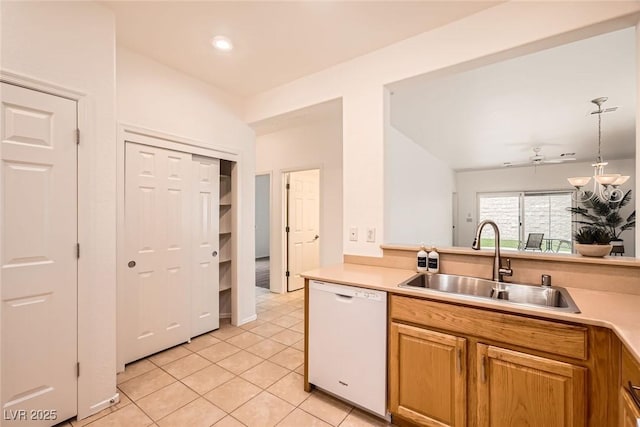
[417,244,428,272]
[428,247,440,273]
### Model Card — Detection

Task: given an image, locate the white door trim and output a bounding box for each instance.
[0,70,85,100]
[116,124,241,371]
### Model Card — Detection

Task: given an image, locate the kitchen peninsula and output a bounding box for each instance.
[302,246,640,427]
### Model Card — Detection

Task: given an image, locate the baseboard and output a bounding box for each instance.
[80,393,120,420]
[237,313,258,326]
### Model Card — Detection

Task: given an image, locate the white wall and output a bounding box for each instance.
[255,174,270,258]
[1,1,117,418]
[256,115,343,293]
[384,91,455,247]
[116,47,256,326]
[244,1,640,258]
[455,159,636,256]
[637,21,640,256]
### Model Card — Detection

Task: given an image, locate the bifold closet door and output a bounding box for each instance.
[123,142,192,363]
[191,155,220,337]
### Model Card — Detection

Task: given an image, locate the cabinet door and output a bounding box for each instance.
[477,344,586,427]
[389,322,467,427]
[620,388,640,427]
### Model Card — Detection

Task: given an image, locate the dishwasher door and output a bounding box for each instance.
[308,280,387,417]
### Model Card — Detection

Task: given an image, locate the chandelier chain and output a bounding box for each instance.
[597,107,602,163]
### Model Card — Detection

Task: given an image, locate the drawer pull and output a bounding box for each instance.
[629,381,640,409]
[481,355,487,383]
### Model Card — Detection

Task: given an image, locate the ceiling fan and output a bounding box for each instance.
[503,147,576,167]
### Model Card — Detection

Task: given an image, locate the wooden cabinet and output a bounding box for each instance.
[388,295,610,427]
[389,322,467,427]
[621,346,640,427]
[476,344,586,427]
[620,389,640,427]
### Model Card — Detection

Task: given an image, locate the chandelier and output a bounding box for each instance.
[567,97,629,203]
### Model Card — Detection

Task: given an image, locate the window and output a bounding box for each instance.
[478,193,520,250]
[477,191,573,253]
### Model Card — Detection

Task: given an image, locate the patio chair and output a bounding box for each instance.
[521,233,544,251]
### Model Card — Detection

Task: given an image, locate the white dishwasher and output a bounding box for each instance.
[308,280,387,418]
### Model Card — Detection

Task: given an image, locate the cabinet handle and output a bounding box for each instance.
[456,348,462,374]
[481,355,487,383]
[629,381,640,409]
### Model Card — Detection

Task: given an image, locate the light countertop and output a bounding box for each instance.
[302,263,640,363]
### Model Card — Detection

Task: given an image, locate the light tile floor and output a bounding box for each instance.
[58,288,393,427]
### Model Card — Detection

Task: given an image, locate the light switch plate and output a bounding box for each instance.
[349,227,358,241]
[366,227,376,242]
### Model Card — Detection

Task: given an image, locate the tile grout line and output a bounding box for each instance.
[104,292,322,427]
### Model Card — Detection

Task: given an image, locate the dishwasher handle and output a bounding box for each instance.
[335,293,353,302]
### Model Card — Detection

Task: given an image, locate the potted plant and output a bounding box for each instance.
[567,190,636,256]
[573,226,613,257]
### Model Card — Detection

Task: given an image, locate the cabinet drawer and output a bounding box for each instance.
[390,295,587,360]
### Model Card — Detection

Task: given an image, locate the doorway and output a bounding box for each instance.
[255,174,271,290]
[285,169,320,292]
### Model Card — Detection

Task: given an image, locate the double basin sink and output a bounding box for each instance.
[399,273,580,313]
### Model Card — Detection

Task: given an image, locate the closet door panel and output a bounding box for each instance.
[191,155,220,336]
[124,142,191,363]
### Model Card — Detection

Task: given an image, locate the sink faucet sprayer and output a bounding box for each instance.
[471,220,513,287]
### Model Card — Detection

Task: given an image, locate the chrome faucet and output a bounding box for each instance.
[471,220,513,283]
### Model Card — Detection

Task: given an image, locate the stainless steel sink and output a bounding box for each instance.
[398,273,580,313]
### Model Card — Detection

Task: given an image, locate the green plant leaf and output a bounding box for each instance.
[605,211,623,228]
[626,210,636,223]
[591,196,612,217]
[621,221,636,232]
[568,190,635,242]
[617,189,632,208]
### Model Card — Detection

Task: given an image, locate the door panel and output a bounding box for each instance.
[389,322,466,427]
[191,156,220,336]
[477,344,586,427]
[620,388,640,427]
[124,142,191,363]
[287,169,319,292]
[1,83,78,425]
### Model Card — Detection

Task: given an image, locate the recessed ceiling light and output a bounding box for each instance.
[211,36,233,52]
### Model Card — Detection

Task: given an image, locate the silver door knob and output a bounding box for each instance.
[212,251,218,257]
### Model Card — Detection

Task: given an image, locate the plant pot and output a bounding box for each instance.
[610,239,624,247]
[575,243,613,257]
[609,239,625,255]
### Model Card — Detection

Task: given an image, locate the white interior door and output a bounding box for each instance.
[1,83,78,425]
[191,155,220,337]
[287,169,320,292]
[123,142,192,363]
